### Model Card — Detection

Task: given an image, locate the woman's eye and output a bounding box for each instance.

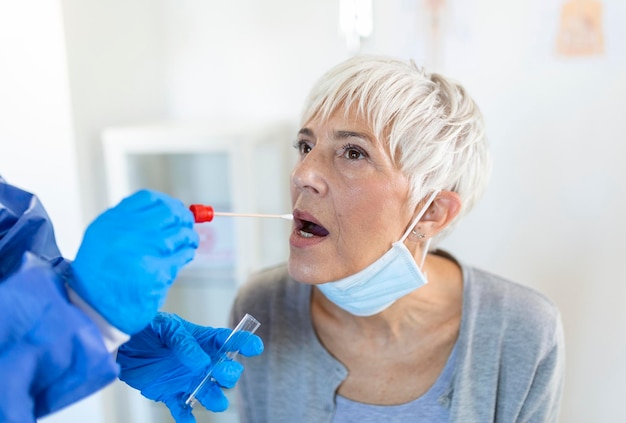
[342,144,366,160]
[294,140,312,155]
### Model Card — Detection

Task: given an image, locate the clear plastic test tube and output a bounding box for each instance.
[185,313,261,407]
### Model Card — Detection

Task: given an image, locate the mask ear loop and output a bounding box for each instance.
[399,189,441,269]
[400,189,441,242]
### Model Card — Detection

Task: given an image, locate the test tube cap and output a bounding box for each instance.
[189,204,214,223]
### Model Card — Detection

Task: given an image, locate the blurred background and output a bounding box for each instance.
[1,0,625,422]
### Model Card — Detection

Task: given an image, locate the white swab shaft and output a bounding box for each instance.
[213,212,293,220]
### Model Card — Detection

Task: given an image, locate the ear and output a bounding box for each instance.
[413,190,462,238]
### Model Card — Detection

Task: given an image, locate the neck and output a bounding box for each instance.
[312,252,463,340]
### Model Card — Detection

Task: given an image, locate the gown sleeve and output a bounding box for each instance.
[0,177,118,422]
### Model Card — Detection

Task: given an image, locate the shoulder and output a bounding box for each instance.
[436,250,560,327]
[462,264,563,352]
[466,265,559,320]
[430,247,563,354]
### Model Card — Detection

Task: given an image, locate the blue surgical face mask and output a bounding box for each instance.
[317,190,440,316]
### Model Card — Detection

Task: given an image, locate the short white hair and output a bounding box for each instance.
[301,55,491,240]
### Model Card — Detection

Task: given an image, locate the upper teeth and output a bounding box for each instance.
[299,230,313,238]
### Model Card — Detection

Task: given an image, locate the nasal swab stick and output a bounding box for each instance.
[213,211,293,220]
[189,204,293,223]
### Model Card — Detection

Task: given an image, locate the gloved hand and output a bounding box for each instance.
[117,312,264,423]
[69,190,199,334]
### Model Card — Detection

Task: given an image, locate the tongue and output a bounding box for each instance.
[305,222,329,237]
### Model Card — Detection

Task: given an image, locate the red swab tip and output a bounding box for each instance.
[189,204,214,223]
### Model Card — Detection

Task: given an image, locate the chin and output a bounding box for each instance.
[287,258,329,285]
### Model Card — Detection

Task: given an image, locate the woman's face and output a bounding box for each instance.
[288,109,415,284]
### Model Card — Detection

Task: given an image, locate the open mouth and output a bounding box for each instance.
[294,216,330,238]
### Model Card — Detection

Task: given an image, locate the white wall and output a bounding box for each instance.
[2,0,624,422]
[0,0,83,256]
[61,0,170,221]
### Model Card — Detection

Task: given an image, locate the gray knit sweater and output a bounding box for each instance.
[230,253,565,423]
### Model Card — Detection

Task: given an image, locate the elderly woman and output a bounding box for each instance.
[230,55,564,422]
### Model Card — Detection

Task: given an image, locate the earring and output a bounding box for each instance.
[411,230,426,239]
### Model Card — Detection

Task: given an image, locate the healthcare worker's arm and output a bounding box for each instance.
[0,177,199,420]
[0,176,117,421]
[0,253,118,423]
[117,312,264,423]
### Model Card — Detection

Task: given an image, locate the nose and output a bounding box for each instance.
[291,150,328,196]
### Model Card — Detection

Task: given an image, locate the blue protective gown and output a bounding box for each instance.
[0,177,118,422]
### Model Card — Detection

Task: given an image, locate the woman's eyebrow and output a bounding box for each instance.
[335,130,373,144]
[298,128,314,137]
[298,128,374,145]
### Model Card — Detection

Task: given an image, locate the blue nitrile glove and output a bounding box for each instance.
[117,312,264,423]
[69,190,199,334]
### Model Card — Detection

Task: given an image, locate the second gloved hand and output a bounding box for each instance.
[117,312,264,423]
[69,190,199,334]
